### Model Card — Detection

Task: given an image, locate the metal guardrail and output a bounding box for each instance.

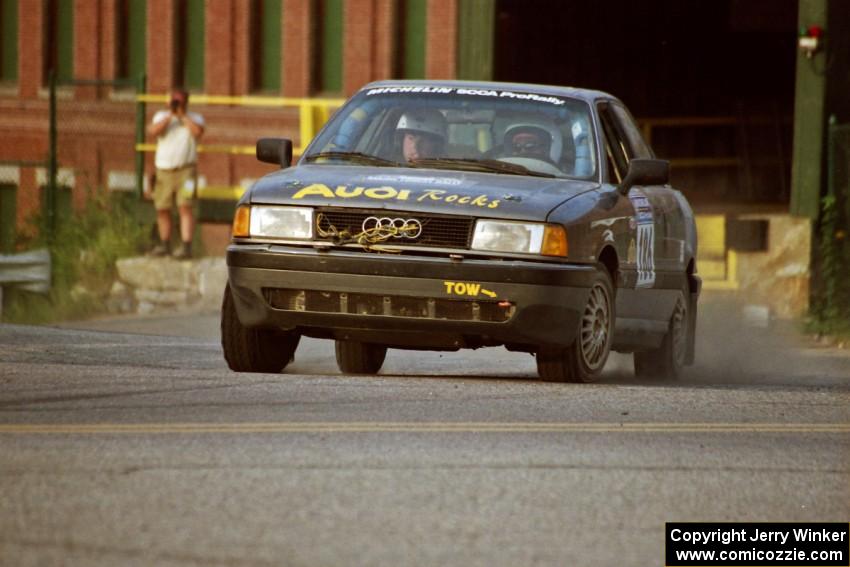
[0,249,51,318]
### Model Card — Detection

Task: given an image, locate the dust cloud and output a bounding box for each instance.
[607,292,850,385]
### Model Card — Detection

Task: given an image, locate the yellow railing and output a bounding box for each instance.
[135,93,346,158]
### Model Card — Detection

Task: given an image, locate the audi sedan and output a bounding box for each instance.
[222,80,700,382]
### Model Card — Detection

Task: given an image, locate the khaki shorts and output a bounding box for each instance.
[153,165,197,210]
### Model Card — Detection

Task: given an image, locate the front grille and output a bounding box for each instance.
[316,208,473,249]
[263,288,514,323]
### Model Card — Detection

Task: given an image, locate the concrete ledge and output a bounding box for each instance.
[111,257,227,315]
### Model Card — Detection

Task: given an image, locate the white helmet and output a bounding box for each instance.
[504,121,563,163]
[397,109,447,142]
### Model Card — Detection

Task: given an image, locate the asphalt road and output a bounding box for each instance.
[0,297,848,566]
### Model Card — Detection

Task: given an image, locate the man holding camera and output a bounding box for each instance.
[146,88,205,259]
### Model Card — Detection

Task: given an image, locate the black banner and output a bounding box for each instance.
[666,523,849,566]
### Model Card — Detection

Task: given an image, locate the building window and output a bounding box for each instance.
[116,0,146,82]
[175,0,205,89]
[250,0,282,92]
[45,0,74,84]
[313,0,343,93]
[394,0,426,79]
[0,0,17,83]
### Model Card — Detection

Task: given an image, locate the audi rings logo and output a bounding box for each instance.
[362,216,423,239]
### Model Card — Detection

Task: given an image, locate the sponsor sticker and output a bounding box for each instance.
[628,188,656,288]
[365,86,566,106]
[290,183,500,209]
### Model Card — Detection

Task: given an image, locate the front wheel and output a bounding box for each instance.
[335,340,388,374]
[536,269,614,383]
[634,291,688,380]
[221,284,300,373]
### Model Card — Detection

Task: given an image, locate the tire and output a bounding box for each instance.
[221,284,300,373]
[634,289,688,380]
[335,340,387,374]
[536,268,614,383]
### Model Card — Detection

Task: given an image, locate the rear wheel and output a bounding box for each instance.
[335,340,388,374]
[536,269,614,383]
[634,291,688,379]
[221,284,300,373]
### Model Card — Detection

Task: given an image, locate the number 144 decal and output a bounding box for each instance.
[628,189,656,288]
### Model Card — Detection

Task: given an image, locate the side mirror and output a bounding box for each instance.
[256,138,293,168]
[618,158,669,194]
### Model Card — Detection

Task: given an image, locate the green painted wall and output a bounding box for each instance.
[320,0,343,92]
[0,0,17,82]
[0,184,15,253]
[457,0,494,81]
[39,185,71,224]
[403,0,426,79]
[259,0,282,92]
[127,0,146,81]
[790,0,828,218]
[184,0,205,89]
[56,0,74,83]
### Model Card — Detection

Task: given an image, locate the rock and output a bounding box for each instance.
[113,255,226,314]
[70,284,95,303]
[116,257,193,291]
[733,215,812,320]
[137,301,156,315]
[197,258,228,308]
[110,281,129,296]
[106,280,136,314]
[134,289,189,305]
[742,304,770,328]
[776,263,808,278]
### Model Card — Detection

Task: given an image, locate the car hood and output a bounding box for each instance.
[245,165,599,221]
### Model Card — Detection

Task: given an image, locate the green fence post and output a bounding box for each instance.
[135,72,147,200]
[47,70,58,243]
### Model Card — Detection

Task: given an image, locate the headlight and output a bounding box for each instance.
[471,220,567,257]
[233,205,313,239]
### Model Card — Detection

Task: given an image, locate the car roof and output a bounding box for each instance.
[359,79,619,104]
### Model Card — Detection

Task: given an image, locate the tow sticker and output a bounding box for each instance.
[443,281,497,298]
[628,189,656,288]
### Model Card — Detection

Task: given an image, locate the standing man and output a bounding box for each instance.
[146,88,205,259]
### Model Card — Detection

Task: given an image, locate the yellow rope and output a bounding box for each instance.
[316,214,422,253]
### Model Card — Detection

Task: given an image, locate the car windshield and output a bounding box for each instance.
[303,85,598,180]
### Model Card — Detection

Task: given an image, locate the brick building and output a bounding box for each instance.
[0,0,466,251]
[0,0,848,260]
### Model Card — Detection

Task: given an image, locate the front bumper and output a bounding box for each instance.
[226,244,597,349]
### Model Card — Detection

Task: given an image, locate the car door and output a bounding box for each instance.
[597,100,688,284]
[596,98,694,349]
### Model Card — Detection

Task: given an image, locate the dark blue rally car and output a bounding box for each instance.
[222,80,700,382]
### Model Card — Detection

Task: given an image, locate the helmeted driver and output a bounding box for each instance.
[504,122,563,164]
[396,109,447,162]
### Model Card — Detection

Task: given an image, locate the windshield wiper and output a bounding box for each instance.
[407,157,557,178]
[303,151,400,167]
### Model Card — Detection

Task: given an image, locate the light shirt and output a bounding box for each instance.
[152,110,205,170]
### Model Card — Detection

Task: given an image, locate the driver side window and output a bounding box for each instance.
[598,103,629,183]
[611,103,653,160]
